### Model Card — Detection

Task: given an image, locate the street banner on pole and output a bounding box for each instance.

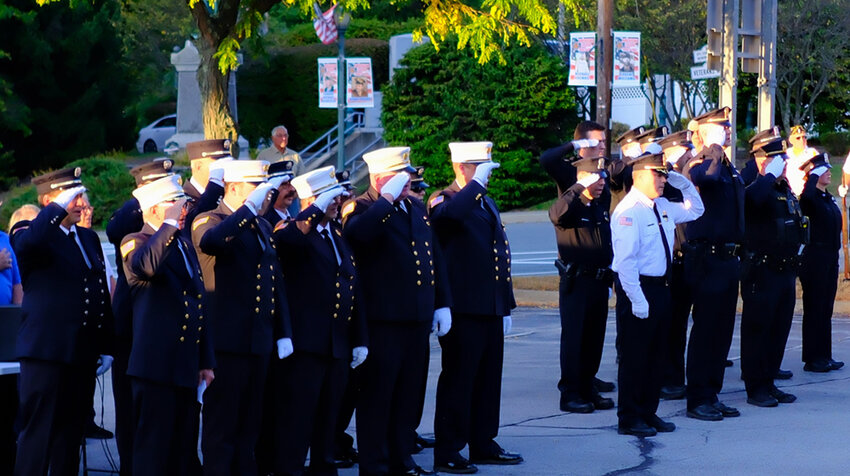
[346,57,374,108]
[318,58,338,108]
[568,32,596,87]
[613,31,641,87]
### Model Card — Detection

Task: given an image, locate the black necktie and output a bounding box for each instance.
[652,203,671,282]
[394,202,406,214]
[176,240,194,277]
[320,229,340,266]
[68,231,91,269]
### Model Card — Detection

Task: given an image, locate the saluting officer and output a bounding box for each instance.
[797,154,844,373]
[611,152,704,437]
[269,166,368,475]
[679,108,745,421]
[410,166,429,201]
[341,147,451,476]
[120,175,215,475]
[13,168,114,475]
[429,142,522,474]
[261,160,297,225]
[105,158,175,475]
[740,134,806,407]
[183,139,232,230]
[191,160,293,476]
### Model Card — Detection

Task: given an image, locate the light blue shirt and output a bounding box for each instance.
[0,232,21,305]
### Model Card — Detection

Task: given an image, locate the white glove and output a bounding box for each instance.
[313,186,346,212]
[351,346,368,369]
[665,148,687,165]
[432,307,452,337]
[96,355,114,376]
[631,300,649,319]
[577,173,601,188]
[644,142,662,155]
[503,315,512,335]
[380,173,410,201]
[207,157,234,186]
[244,182,275,214]
[839,185,848,198]
[570,139,600,150]
[665,171,690,189]
[53,186,87,209]
[764,156,786,178]
[702,125,727,148]
[809,165,829,177]
[472,162,501,187]
[267,175,288,190]
[277,337,294,359]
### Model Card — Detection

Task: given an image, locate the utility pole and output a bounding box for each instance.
[757,0,777,130]
[719,0,738,161]
[596,0,614,156]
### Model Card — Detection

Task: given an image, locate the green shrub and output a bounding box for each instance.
[381,39,579,210]
[810,131,850,157]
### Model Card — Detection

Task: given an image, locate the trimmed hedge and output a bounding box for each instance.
[381,40,579,210]
[238,39,389,149]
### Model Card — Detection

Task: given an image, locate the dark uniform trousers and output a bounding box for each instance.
[334,367,361,457]
[130,378,195,475]
[740,264,796,394]
[615,276,671,425]
[434,314,504,460]
[663,260,691,389]
[357,321,431,475]
[800,248,838,364]
[557,275,609,402]
[685,253,740,407]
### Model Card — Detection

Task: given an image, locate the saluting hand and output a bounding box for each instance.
[472,162,500,188]
[164,198,188,223]
[570,139,599,150]
[208,157,233,186]
[665,171,690,190]
[380,172,410,202]
[53,185,87,210]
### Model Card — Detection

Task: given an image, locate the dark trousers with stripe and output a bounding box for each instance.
[557,275,609,403]
[131,378,195,475]
[615,276,671,426]
[800,247,838,364]
[434,314,504,462]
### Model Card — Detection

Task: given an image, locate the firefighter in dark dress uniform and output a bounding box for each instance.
[120,175,215,475]
[261,160,297,226]
[429,142,522,474]
[797,153,844,373]
[13,168,113,475]
[340,146,451,476]
[191,160,293,476]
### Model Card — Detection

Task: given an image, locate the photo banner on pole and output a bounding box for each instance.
[318,58,338,108]
[346,57,375,108]
[568,32,596,87]
[613,31,641,87]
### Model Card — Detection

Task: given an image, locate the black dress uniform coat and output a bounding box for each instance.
[13,203,113,476]
[428,180,517,463]
[341,188,451,475]
[264,204,368,474]
[192,201,291,476]
[122,222,215,475]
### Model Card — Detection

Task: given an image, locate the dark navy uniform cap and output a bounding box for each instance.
[411,166,429,191]
[748,126,782,153]
[658,130,693,150]
[33,167,83,195]
[130,158,174,186]
[635,126,669,145]
[268,160,295,179]
[616,126,646,147]
[572,156,610,177]
[186,139,232,161]
[799,153,830,173]
[693,107,732,127]
[759,137,788,157]
[336,169,354,190]
[630,152,668,174]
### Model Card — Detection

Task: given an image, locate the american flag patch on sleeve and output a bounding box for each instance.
[618,216,633,226]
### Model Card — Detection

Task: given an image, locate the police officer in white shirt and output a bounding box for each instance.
[785,125,818,196]
[611,151,704,437]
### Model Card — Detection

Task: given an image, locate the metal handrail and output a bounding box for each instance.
[299,112,364,163]
[344,134,384,176]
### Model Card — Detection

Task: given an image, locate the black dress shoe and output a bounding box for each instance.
[646,415,675,432]
[660,385,686,400]
[416,434,436,449]
[617,421,656,437]
[395,465,437,475]
[725,359,734,367]
[434,456,478,474]
[333,447,358,468]
[85,422,114,439]
[775,369,793,380]
[712,401,740,417]
[769,387,797,403]
[469,448,523,466]
[686,404,723,421]
[829,358,845,370]
[804,360,831,373]
[747,392,779,407]
[593,377,615,393]
[560,399,594,413]
[591,394,615,410]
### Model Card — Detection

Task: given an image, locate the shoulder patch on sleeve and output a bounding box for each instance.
[429,195,445,207]
[192,215,211,231]
[341,202,356,219]
[120,239,136,259]
[618,216,633,226]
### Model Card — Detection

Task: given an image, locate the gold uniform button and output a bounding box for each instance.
[199,315,204,320]
[496,276,500,281]
[183,291,187,296]
[333,313,338,318]
[256,274,261,280]
[416,260,420,265]
[257,264,261,269]
[417,270,421,275]
[495,266,499,271]
[336,293,341,298]
[82,322,87,326]
[256,296,261,302]
[413,251,418,256]
[493,248,498,253]
[495,257,499,262]
[255,308,260,313]
[425,242,429,247]
[508,267,511,272]
[417,280,422,286]
[427,250,431,256]
[430,280,435,285]
[507,277,511,282]
[336,282,340,288]
[185,314,190,319]
[196,340,200,344]
[411,241,416,247]
[335,304,340,309]
[197,294,202,299]
[182,325,187,331]
[257,285,261,291]
[198,326,202,331]
[180,337,185,342]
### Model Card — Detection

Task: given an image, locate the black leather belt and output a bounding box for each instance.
[748,253,799,272]
[640,275,669,287]
[555,259,613,281]
[687,241,742,260]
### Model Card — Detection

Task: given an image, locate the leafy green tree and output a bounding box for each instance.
[382,39,578,209]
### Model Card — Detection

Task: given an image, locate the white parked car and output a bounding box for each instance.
[136,114,177,153]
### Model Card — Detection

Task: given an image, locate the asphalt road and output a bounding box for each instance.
[504,220,558,277]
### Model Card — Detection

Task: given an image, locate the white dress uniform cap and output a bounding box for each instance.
[132,175,187,210]
[363,147,416,174]
[291,165,342,199]
[449,141,493,163]
[221,160,270,183]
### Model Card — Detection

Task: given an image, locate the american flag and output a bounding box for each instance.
[313,2,338,45]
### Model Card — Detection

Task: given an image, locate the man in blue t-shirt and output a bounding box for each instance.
[0,232,21,305]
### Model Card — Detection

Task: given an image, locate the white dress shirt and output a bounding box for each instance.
[611,179,704,310]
